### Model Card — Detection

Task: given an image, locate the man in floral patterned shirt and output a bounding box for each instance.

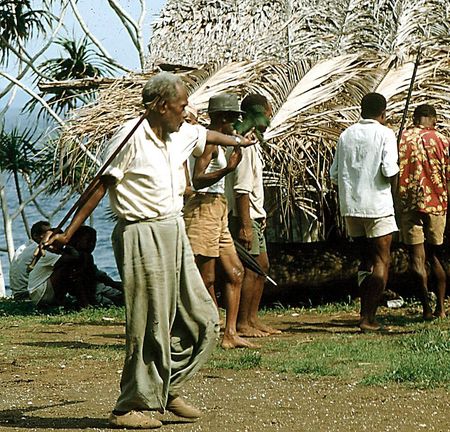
[398,104,450,320]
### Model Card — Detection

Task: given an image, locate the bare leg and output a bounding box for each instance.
[219,253,258,349]
[237,252,281,336]
[427,245,447,318]
[359,234,392,331]
[195,256,219,308]
[409,243,433,320]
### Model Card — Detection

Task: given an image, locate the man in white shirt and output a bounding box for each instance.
[330,92,399,332]
[9,221,51,300]
[44,72,255,429]
[226,94,281,337]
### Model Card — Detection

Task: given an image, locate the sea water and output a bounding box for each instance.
[0,176,119,295]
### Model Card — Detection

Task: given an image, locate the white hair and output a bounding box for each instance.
[142,72,183,106]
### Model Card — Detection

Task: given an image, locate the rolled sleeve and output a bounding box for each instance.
[100,123,136,182]
[192,125,207,157]
[381,130,399,178]
[233,147,253,194]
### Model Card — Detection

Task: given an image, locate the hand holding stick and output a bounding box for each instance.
[28,108,151,270]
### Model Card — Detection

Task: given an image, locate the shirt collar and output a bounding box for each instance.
[359,119,381,125]
[142,117,169,148]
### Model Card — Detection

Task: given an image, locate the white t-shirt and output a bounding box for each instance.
[330,119,399,217]
[226,143,266,219]
[27,251,61,302]
[103,120,206,221]
[9,241,35,297]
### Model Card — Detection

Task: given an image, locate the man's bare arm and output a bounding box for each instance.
[235,193,253,250]
[206,130,255,147]
[44,175,113,250]
[193,145,242,190]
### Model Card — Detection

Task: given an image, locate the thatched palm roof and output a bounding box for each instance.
[54,0,450,242]
[148,0,450,66]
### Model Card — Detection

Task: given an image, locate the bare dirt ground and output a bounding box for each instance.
[0,310,449,432]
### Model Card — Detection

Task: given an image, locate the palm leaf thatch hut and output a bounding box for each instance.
[53,0,450,243]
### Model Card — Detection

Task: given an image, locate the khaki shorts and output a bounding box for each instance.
[345,215,398,239]
[400,211,446,245]
[229,216,267,256]
[29,279,55,306]
[184,193,235,257]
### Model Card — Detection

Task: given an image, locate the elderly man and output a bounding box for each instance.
[330,93,399,332]
[398,104,450,320]
[44,72,258,428]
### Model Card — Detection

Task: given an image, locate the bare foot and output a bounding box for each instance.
[252,321,282,335]
[359,319,381,332]
[237,325,268,338]
[433,310,446,319]
[221,334,260,349]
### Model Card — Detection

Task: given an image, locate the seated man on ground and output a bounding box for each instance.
[27,225,122,308]
[9,220,51,300]
[69,225,123,306]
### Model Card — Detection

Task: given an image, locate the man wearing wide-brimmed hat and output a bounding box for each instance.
[184,92,258,350]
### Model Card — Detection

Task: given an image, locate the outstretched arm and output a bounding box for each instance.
[206,130,255,147]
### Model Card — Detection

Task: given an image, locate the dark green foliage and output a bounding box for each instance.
[234,104,270,143]
[0,0,53,64]
[26,36,117,117]
[0,123,37,174]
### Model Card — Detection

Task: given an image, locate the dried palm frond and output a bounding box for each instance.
[48,0,450,240]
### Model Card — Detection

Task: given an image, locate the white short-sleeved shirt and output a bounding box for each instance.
[9,241,35,296]
[226,143,266,219]
[27,251,61,300]
[330,119,399,217]
[103,119,206,221]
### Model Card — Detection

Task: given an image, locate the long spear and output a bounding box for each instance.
[397,46,422,146]
[29,108,150,269]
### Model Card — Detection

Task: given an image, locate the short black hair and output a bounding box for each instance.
[241,94,269,114]
[69,225,96,245]
[361,93,387,119]
[30,221,50,239]
[413,104,436,121]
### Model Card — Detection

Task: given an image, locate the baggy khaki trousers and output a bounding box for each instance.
[111,217,219,412]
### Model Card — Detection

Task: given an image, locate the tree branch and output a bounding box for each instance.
[107,0,146,70]
[0,3,68,100]
[68,0,132,74]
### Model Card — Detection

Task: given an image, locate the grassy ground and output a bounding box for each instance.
[1,299,450,388]
[1,299,450,431]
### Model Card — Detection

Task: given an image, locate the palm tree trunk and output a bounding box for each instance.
[13,170,30,238]
[0,172,16,262]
